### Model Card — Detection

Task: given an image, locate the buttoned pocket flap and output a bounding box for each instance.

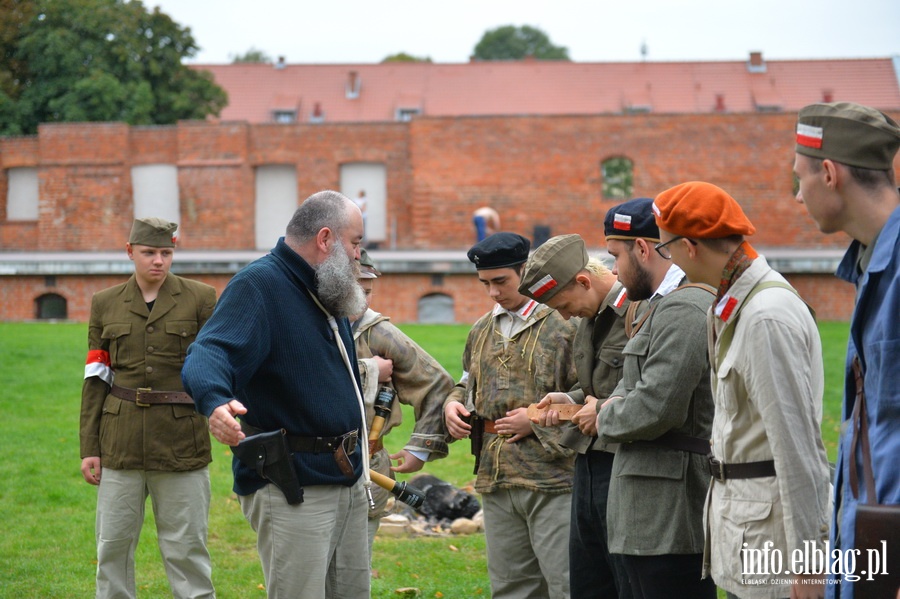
[723,498,772,525]
[598,346,625,369]
[623,332,650,357]
[101,323,131,340]
[165,321,198,338]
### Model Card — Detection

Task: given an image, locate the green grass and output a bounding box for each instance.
[0,321,848,597]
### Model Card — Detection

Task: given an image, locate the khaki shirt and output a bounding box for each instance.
[80,273,216,471]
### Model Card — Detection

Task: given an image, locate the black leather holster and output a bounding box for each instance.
[232,429,305,505]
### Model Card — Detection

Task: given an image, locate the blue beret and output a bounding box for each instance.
[604,198,660,242]
[467,232,531,270]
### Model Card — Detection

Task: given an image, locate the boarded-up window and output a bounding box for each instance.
[255,165,298,250]
[418,293,454,324]
[6,167,39,221]
[35,293,67,320]
[132,165,179,225]
[601,157,634,200]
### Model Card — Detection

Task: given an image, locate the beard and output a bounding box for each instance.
[315,241,367,318]
[622,251,656,301]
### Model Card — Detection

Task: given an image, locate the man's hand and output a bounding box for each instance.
[496,407,534,443]
[444,401,471,439]
[389,449,425,474]
[209,399,248,446]
[791,574,824,599]
[81,456,101,485]
[373,356,393,383]
[533,392,573,426]
[572,396,599,436]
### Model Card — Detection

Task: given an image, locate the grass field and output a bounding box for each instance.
[0,320,848,598]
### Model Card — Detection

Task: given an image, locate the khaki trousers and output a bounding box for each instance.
[483,487,573,599]
[95,467,214,599]
[240,479,369,599]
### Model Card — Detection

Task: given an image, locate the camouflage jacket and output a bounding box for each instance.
[445,302,578,494]
[353,309,451,459]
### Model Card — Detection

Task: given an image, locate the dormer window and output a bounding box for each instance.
[272,110,297,123]
[395,107,421,122]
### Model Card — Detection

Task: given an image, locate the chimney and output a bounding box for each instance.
[310,102,324,123]
[346,71,360,99]
[714,94,726,112]
[275,56,286,70]
[822,89,834,103]
[747,51,766,73]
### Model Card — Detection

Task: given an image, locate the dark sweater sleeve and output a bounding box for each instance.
[183,274,271,417]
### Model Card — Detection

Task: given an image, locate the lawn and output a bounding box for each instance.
[0,321,848,597]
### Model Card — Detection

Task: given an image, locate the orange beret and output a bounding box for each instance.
[652,181,756,239]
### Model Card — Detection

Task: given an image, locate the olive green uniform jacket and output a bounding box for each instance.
[562,282,632,453]
[445,303,578,494]
[597,281,714,555]
[80,273,216,472]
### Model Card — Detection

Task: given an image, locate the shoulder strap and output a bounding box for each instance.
[850,356,878,504]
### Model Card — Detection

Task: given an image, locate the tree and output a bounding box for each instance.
[473,25,570,61]
[0,0,227,135]
[231,47,272,63]
[381,52,432,63]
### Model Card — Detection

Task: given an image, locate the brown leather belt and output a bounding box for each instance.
[241,422,359,455]
[709,456,776,481]
[483,419,498,434]
[111,384,194,407]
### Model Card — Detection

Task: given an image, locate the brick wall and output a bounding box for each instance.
[0,269,857,324]
[3,114,898,323]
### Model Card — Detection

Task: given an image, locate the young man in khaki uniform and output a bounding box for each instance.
[653,182,831,599]
[444,232,578,599]
[80,217,217,599]
[351,250,452,553]
[519,233,634,598]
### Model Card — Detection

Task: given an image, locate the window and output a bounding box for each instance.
[395,108,421,122]
[417,293,454,324]
[132,165,179,225]
[35,293,67,320]
[601,157,634,200]
[273,110,297,123]
[255,165,298,250]
[6,167,39,221]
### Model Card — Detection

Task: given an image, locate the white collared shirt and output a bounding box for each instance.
[651,264,686,301]
[493,299,539,345]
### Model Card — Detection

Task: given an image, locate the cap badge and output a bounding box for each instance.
[613,214,632,231]
[796,123,824,149]
[528,274,558,299]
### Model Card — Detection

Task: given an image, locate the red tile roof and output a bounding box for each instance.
[194,55,900,123]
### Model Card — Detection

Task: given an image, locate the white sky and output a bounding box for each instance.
[151,0,900,65]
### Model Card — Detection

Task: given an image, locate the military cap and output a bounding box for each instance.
[128,217,177,247]
[604,198,660,242]
[796,102,900,170]
[467,232,531,270]
[518,234,588,302]
[358,248,380,279]
[653,181,756,239]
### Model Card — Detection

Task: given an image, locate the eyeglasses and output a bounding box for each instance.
[654,236,695,260]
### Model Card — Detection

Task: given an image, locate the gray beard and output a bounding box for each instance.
[316,242,366,318]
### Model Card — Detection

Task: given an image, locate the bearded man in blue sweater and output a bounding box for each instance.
[183,190,370,599]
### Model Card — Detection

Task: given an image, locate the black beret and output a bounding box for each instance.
[604,197,660,242]
[467,232,531,270]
